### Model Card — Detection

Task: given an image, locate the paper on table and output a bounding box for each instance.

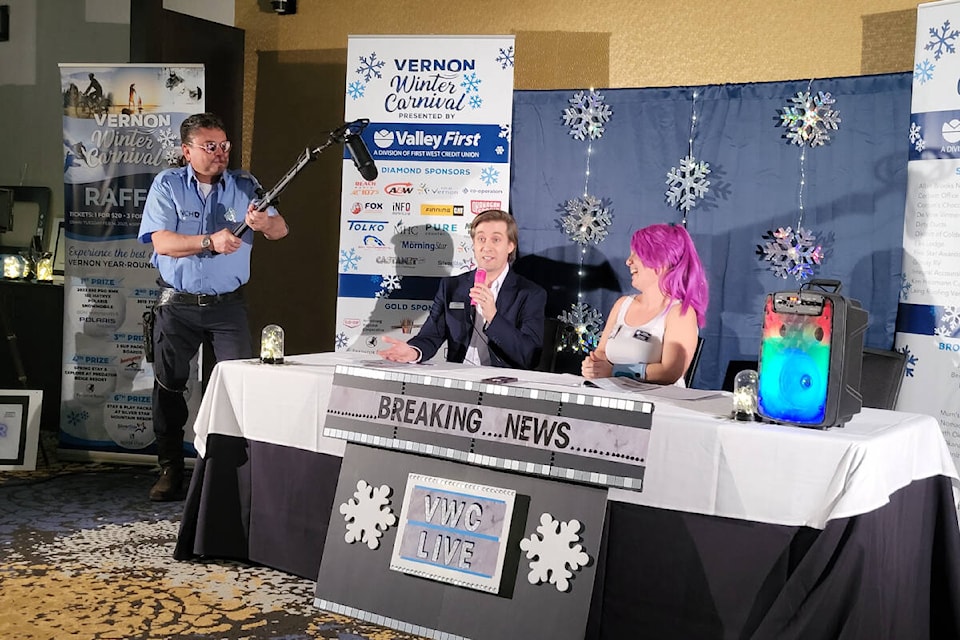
[585,376,723,400]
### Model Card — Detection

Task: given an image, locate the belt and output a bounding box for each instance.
[157,288,244,307]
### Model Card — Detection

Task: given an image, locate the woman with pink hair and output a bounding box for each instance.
[582,223,708,386]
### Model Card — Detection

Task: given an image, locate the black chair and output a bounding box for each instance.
[684,337,705,387]
[860,347,907,410]
[536,317,561,373]
[722,359,759,392]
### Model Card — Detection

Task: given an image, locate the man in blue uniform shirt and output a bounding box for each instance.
[138,112,289,501]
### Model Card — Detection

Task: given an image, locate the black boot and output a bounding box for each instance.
[149,465,184,501]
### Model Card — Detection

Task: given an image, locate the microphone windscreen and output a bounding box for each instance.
[344,133,378,181]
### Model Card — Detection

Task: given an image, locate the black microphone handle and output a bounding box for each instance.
[232,221,249,237]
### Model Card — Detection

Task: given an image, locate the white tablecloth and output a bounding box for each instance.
[193,351,960,529]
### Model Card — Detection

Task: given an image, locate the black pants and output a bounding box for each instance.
[152,299,251,467]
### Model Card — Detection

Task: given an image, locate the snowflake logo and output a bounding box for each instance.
[777,91,840,148]
[909,122,922,145]
[900,273,912,301]
[926,20,960,60]
[757,226,823,281]
[156,128,177,149]
[355,52,385,83]
[469,95,483,110]
[558,303,604,353]
[0,423,6,438]
[519,513,590,593]
[66,408,89,427]
[461,72,481,94]
[562,90,612,141]
[495,145,505,155]
[164,149,182,166]
[480,166,500,186]
[559,194,613,245]
[347,81,366,100]
[495,46,515,69]
[339,480,397,549]
[335,332,349,350]
[899,345,918,377]
[665,154,711,213]
[380,274,402,292]
[339,248,360,272]
[499,124,511,140]
[940,306,960,336]
[915,59,936,85]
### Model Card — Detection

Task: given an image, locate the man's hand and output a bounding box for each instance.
[378,336,419,363]
[211,228,243,254]
[469,282,498,323]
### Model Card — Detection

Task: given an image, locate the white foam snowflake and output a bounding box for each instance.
[757,226,823,281]
[777,91,841,148]
[339,480,397,550]
[558,303,604,353]
[562,90,612,141]
[665,155,711,213]
[560,194,613,245]
[519,513,590,593]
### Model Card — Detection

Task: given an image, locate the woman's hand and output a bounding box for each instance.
[581,349,613,379]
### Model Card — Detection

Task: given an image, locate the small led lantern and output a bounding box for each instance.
[3,254,27,279]
[260,324,285,364]
[732,369,759,421]
[36,253,54,281]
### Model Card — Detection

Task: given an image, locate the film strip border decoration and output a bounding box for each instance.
[324,365,654,490]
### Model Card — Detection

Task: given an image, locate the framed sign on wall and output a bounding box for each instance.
[0,390,43,470]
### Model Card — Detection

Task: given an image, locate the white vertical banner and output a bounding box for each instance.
[59,64,204,461]
[896,1,960,468]
[336,35,515,355]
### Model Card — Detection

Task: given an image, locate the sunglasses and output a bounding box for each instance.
[187,140,232,154]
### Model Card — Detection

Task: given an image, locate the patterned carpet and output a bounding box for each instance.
[0,442,424,640]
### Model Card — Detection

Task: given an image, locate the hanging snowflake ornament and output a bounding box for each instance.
[562,90,612,141]
[560,195,613,245]
[777,91,841,148]
[339,480,397,550]
[665,155,711,213]
[519,513,591,593]
[757,226,824,281]
[558,303,604,353]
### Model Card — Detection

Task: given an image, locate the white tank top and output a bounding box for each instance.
[604,296,673,366]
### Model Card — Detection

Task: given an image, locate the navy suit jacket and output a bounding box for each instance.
[408,268,547,369]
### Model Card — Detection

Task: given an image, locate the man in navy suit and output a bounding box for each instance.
[378,209,546,369]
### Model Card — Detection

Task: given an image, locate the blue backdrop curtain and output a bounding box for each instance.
[510,72,911,389]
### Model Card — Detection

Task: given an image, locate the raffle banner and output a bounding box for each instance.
[336,35,515,356]
[58,64,204,461]
[896,1,960,469]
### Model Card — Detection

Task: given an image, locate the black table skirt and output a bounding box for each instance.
[175,434,342,579]
[175,434,960,637]
[587,474,960,640]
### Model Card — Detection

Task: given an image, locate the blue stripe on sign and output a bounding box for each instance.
[337,273,441,300]
[896,303,938,336]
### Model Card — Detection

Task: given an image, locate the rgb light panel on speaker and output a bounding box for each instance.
[758,294,834,425]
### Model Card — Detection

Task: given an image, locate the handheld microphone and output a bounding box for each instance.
[344,132,378,181]
[471,268,487,306]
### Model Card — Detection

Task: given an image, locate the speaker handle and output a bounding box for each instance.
[802,278,842,293]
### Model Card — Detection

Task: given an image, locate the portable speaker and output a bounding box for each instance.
[757,280,869,429]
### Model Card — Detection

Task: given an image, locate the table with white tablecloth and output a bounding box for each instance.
[175,352,960,639]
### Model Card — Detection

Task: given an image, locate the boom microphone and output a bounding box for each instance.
[344,132,378,181]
